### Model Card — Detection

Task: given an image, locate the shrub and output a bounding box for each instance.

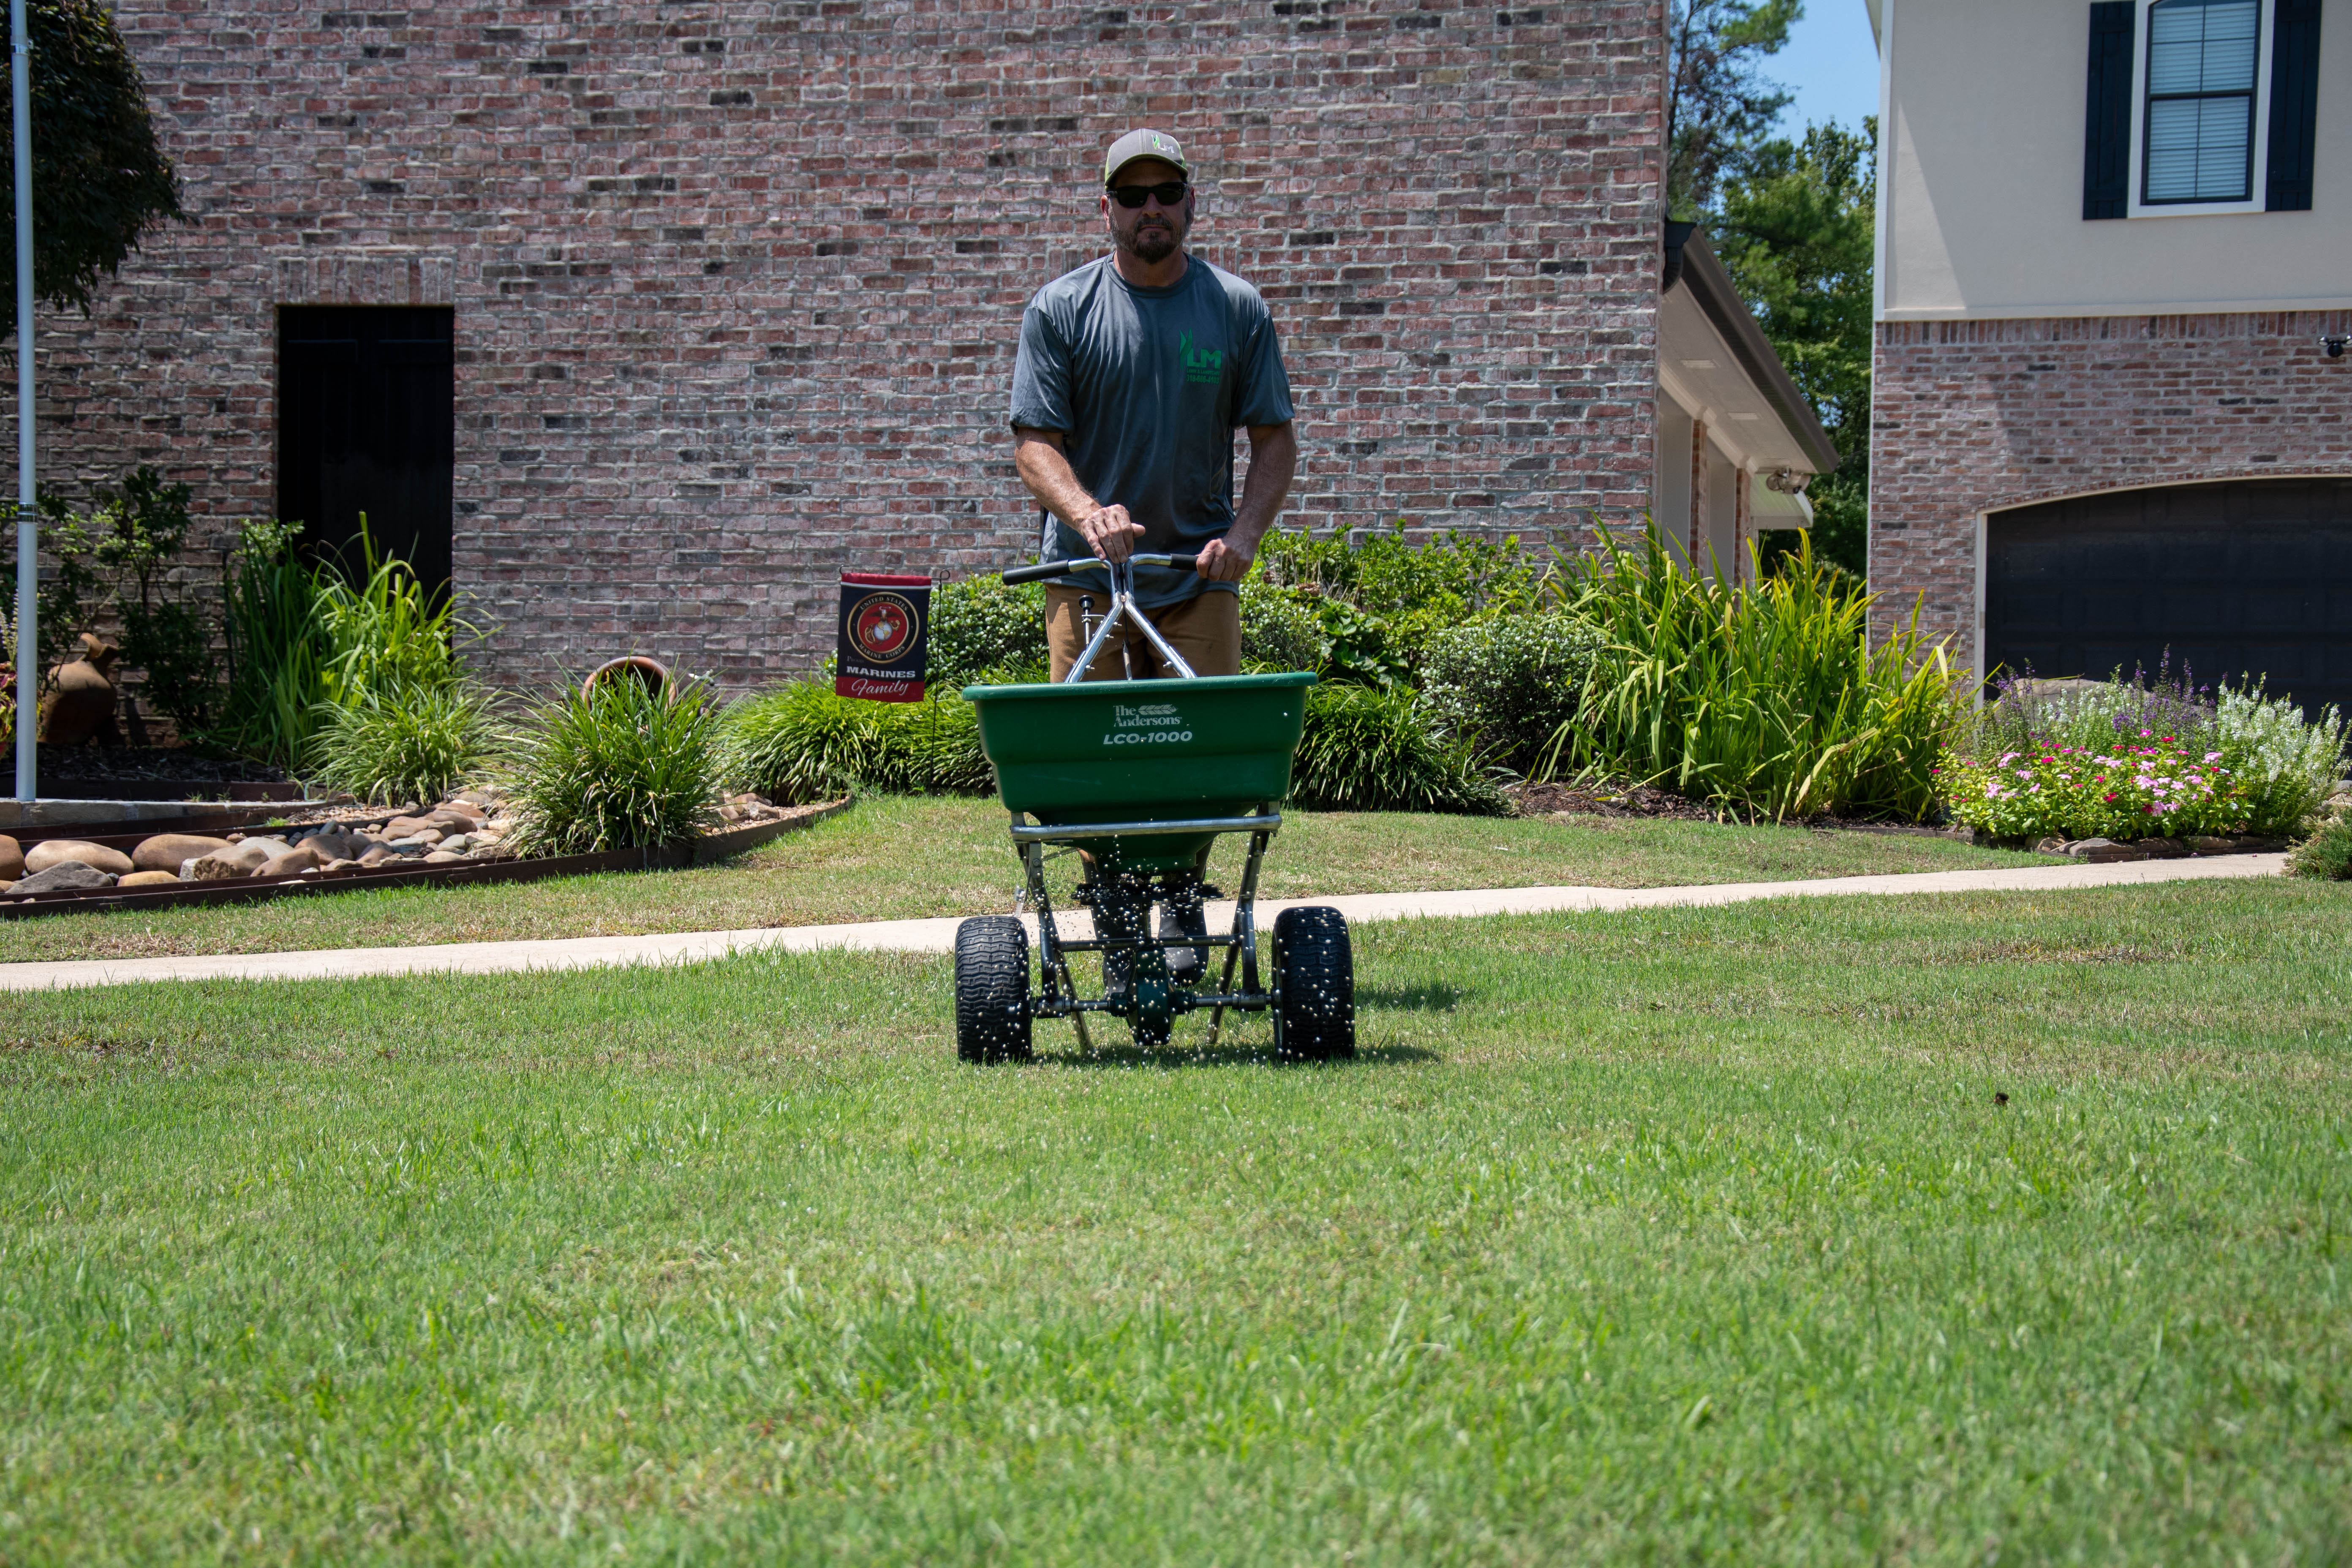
[2213,683,2346,836]
[1420,613,1605,776]
[726,682,993,804]
[1238,580,1326,673]
[1568,528,1966,821]
[1940,740,2246,841]
[928,575,1047,685]
[507,674,726,853]
[2286,812,2352,881]
[308,683,504,807]
[1289,683,1510,816]
[1255,522,1560,683]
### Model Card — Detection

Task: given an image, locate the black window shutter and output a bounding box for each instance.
[2083,2,2137,219]
[2266,0,2323,210]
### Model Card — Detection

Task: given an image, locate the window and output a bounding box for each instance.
[2142,0,2260,203]
[2080,0,2320,220]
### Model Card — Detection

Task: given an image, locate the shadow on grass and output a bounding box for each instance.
[1034,1038,1440,1071]
[1356,983,1469,1013]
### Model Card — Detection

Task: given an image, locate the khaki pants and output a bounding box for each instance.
[1044,584,1241,682]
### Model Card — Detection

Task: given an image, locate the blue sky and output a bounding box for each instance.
[1769,0,1881,134]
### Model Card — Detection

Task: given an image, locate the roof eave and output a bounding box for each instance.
[1663,227,1842,475]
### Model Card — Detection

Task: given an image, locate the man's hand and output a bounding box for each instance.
[1194,535,1253,582]
[1077,503,1146,564]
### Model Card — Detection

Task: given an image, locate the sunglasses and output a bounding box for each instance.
[1108,180,1190,209]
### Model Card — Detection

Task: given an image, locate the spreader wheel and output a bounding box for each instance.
[954,916,1033,1064]
[1271,905,1355,1062]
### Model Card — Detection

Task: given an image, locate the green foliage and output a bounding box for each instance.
[217,522,333,772]
[1419,614,1607,776]
[1255,522,1557,685]
[1289,683,1510,817]
[1716,121,1877,579]
[0,1,185,316]
[308,684,504,808]
[1568,528,1968,821]
[0,487,103,693]
[313,524,466,705]
[1237,581,1326,673]
[2214,683,2347,837]
[46,466,220,731]
[1666,0,1799,217]
[725,682,993,805]
[218,518,468,774]
[928,576,1047,685]
[508,675,726,854]
[2286,811,2352,881]
[1942,739,2247,842]
[1971,664,2346,837]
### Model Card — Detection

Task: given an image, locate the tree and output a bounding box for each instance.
[0,0,184,317]
[1712,120,1877,577]
[1666,0,1800,218]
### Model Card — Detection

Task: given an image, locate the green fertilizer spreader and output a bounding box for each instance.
[951,553,1355,1063]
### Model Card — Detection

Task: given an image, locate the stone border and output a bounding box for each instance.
[0,800,852,921]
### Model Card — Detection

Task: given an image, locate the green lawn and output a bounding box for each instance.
[0,794,2056,963]
[2,877,2347,1562]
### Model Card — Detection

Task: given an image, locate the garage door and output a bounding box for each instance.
[1984,478,2352,717]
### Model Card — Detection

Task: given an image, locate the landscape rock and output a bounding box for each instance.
[357,844,399,866]
[13,861,118,894]
[2186,836,2236,855]
[118,870,182,888]
[321,858,363,875]
[432,802,485,827]
[2064,838,2148,863]
[382,815,434,839]
[2033,836,2069,855]
[2133,837,2190,859]
[132,833,234,873]
[208,839,281,873]
[388,831,442,849]
[423,849,465,864]
[24,840,136,877]
[0,833,20,881]
[294,827,368,861]
[185,854,255,881]
[257,846,328,877]
[439,833,474,854]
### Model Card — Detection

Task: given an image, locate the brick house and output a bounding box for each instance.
[1869,0,2352,714]
[41,1,1830,693]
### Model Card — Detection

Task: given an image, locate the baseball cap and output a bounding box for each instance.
[1102,128,1192,187]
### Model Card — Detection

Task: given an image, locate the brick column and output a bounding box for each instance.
[1688,416,1710,572]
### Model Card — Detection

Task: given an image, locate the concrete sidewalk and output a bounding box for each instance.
[0,852,2288,994]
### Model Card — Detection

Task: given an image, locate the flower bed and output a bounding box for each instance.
[1941,735,2247,842]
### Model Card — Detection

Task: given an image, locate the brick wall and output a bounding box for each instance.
[1870,310,2352,662]
[42,0,1666,691]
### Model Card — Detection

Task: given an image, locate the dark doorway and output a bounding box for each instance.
[276,306,455,591]
[1984,477,2352,716]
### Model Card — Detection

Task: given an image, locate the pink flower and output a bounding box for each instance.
[2205,751,2223,763]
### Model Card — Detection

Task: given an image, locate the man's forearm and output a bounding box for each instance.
[1227,422,1298,556]
[1012,429,1097,526]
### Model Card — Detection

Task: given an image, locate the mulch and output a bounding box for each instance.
[1503,779,1969,839]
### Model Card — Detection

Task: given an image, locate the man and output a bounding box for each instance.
[1009,128,1298,681]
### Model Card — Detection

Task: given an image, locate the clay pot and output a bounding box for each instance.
[38,634,120,746]
[583,656,671,700]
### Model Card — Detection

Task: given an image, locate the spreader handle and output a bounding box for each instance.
[1001,552,1200,585]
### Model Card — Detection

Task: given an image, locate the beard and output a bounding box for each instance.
[1115,215,1184,264]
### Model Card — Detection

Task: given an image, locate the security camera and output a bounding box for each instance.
[2324,336,2349,359]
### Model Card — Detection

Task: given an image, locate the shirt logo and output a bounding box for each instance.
[1178,331,1222,386]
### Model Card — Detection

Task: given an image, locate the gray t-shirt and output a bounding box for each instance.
[1009,254,1294,607]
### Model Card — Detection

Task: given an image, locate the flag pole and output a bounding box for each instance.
[11,0,33,802]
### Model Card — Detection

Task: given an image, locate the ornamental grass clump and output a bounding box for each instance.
[1288,683,1510,816]
[1940,738,2246,842]
[724,682,993,803]
[1565,528,1966,821]
[308,684,505,806]
[507,673,726,854]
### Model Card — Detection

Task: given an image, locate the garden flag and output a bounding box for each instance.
[835,572,931,702]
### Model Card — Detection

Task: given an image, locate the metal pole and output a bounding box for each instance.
[11,0,32,802]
